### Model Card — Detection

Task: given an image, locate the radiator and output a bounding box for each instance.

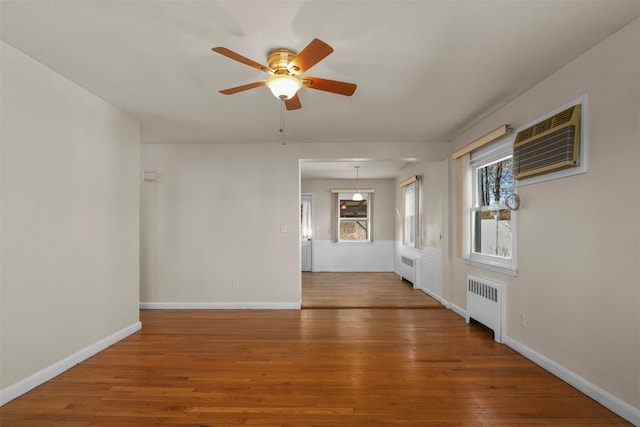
[400,256,416,285]
[466,274,505,343]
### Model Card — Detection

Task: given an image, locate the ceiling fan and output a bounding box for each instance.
[212,39,357,110]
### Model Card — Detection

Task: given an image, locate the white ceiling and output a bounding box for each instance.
[2,0,639,179]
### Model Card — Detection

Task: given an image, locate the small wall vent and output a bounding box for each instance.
[142,171,157,181]
[513,104,580,179]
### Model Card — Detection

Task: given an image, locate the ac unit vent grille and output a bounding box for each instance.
[516,105,577,144]
[555,107,575,125]
[514,126,576,176]
[513,104,580,179]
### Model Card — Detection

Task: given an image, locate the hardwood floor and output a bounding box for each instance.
[302,272,442,308]
[0,308,630,426]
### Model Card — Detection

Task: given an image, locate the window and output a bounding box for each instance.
[469,138,517,273]
[338,192,370,242]
[300,195,312,240]
[401,176,420,248]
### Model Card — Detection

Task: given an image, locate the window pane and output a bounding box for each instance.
[301,198,312,239]
[477,158,513,207]
[406,215,415,246]
[339,199,367,218]
[337,192,370,242]
[473,209,512,258]
[404,183,416,247]
[340,220,368,240]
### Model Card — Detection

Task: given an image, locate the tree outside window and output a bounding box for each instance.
[473,156,513,258]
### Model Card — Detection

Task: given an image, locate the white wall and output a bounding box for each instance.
[140,142,449,306]
[448,19,639,417]
[141,143,302,307]
[0,42,140,398]
[301,178,395,272]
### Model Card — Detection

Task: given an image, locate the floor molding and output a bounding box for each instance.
[418,287,447,306]
[448,302,466,318]
[140,302,301,310]
[0,321,141,406]
[505,337,639,425]
[448,301,638,425]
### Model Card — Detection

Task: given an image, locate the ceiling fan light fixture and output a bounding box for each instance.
[266,74,301,100]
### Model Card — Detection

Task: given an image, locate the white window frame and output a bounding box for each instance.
[466,137,518,276]
[401,176,420,248]
[337,192,371,243]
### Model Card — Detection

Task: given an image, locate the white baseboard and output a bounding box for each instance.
[505,336,640,426]
[449,303,466,318]
[0,321,142,407]
[312,268,393,272]
[419,287,447,306]
[140,302,301,310]
[449,303,639,424]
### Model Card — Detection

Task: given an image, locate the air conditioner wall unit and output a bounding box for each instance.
[513,104,581,180]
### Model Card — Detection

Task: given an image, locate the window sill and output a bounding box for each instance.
[401,245,421,255]
[464,258,518,277]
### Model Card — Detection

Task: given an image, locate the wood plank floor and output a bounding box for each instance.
[302,272,442,308]
[0,309,630,426]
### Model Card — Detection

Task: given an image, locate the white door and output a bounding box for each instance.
[301,194,313,272]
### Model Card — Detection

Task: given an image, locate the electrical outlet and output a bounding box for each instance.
[519,312,526,327]
[232,280,240,289]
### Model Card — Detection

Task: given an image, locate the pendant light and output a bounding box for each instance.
[353,166,363,201]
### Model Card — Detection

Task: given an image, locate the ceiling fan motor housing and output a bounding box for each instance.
[267,48,298,74]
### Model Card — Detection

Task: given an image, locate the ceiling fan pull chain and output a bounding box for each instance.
[280,100,286,145]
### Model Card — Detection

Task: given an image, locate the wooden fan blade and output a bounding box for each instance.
[219,81,265,95]
[212,47,272,73]
[288,39,333,75]
[301,76,357,96]
[285,93,302,110]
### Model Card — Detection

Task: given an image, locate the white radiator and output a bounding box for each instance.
[466,274,505,343]
[400,256,416,285]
